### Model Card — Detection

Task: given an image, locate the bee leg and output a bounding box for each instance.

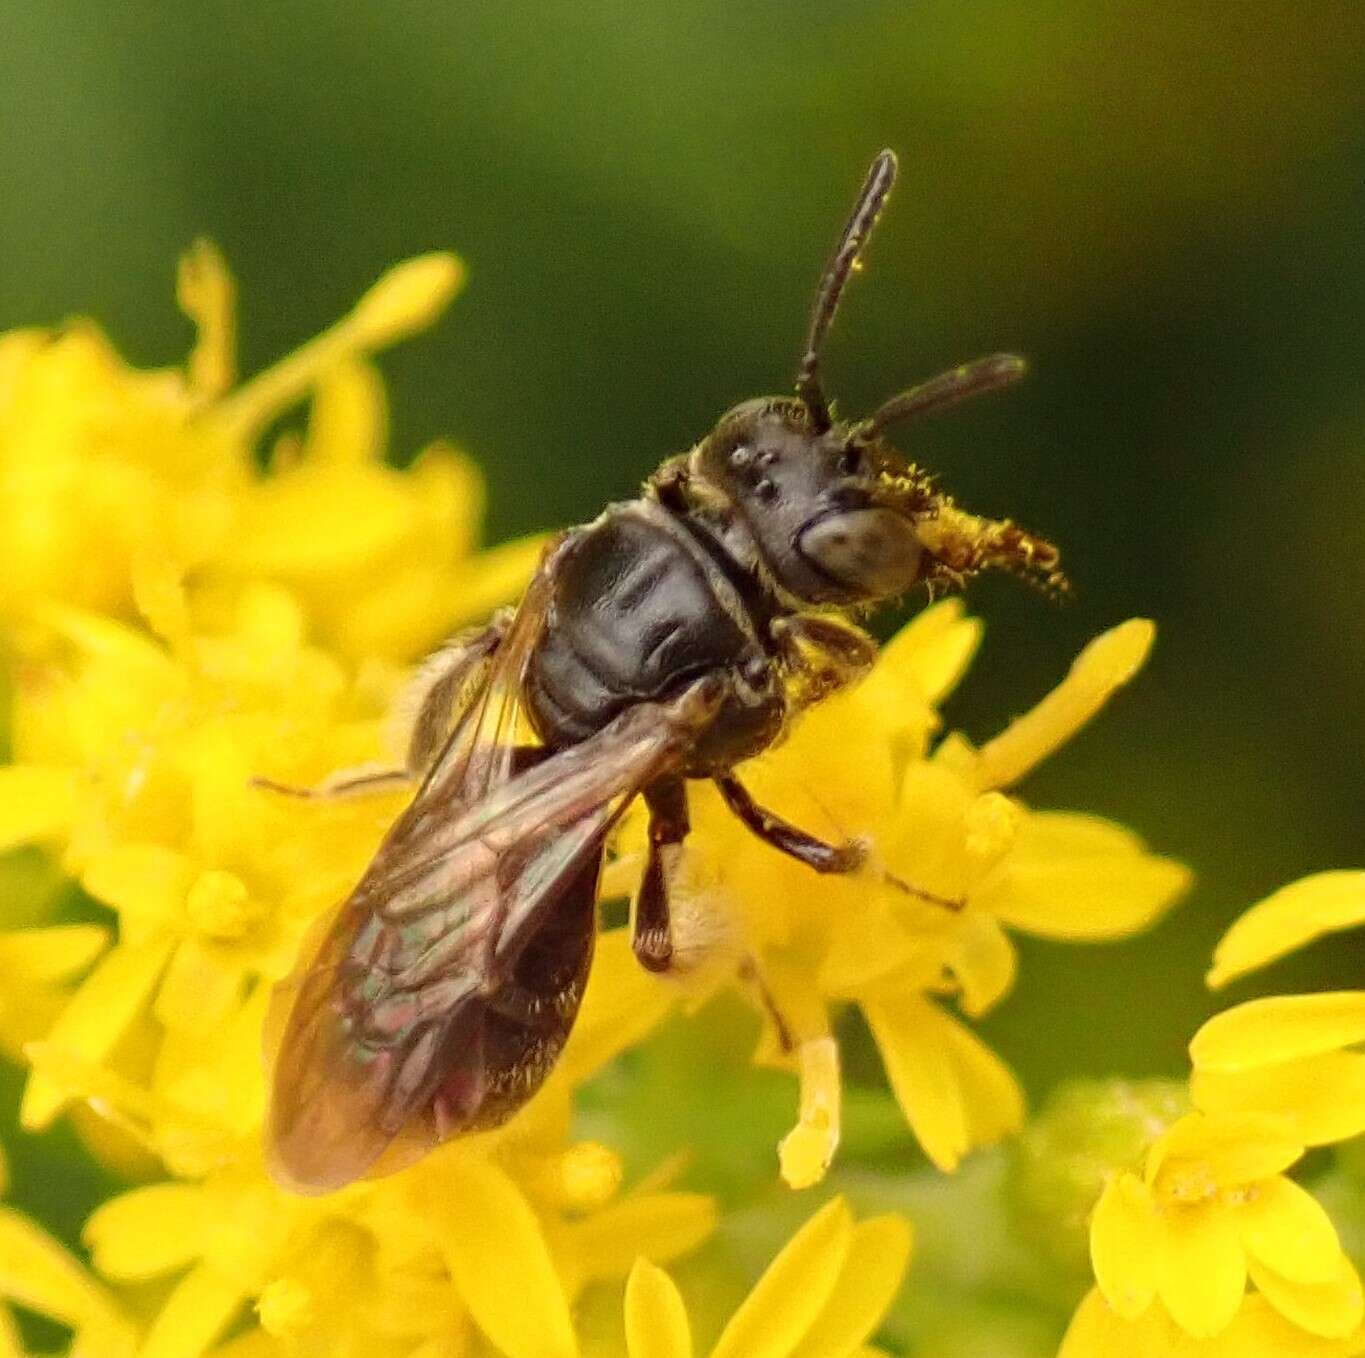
[632,778,690,974]
[714,773,866,874]
[737,954,795,1053]
[251,765,415,800]
[716,772,964,910]
[252,612,514,801]
[400,608,514,775]
[771,614,877,709]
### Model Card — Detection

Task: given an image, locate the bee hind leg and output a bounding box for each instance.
[251,610,515,801]
[632,778,689,974]
[398,608,514,775]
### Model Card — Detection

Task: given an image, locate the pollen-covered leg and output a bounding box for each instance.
[250,611,514,802]
[714,773,867,874]
[772,613,877,709]
[632,779,689,974]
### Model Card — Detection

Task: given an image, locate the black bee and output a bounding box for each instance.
[266,149,1065,1193]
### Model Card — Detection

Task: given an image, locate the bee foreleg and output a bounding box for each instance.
[714,773,867,874]
[771,614,877,709]
[632,778,690,974]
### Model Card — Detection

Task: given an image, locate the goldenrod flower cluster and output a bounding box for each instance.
[1059,872,1365,1357]
[0,243,1358,1358]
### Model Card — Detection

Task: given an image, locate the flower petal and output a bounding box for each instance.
[1148,1112,1303,1190]
[139,1261,247,1358]
[177,238,235,398]
[0,925,108,983]
[154,937,245,1032]
[555,1193,717,1289]
[84,1183,211,1281]
[0,1206,125,1331]
[788,1213,912,1358]
[430,1155,577,1358]
[710,1197,853,1358]
[1237,1176,1345,1286]
[969,619,1154,792]
[940,1009,1027,1151]
[879,598,983,707]
[624,1259,693,1358]
[863,994,1022,1171]
[1155,1203,1246,1338]
[20,934,176,1129]
[978,812,1190,941]
[863,994,968,1172]
[0,766,77,851]
[1218,1293,1365,1358]
[1090,1173,1159,1320]
[1208,872,1365,989]
[1249,1255,1365,1339]
[1192,1052,1365,1146]
[938,910,1016,1018]
[1191,993,1365,1073]
[80,844,191,924]
[304,358,386,467]
[1057,1288,1159,1358]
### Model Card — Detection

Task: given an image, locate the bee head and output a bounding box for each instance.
[688,151,1066,607]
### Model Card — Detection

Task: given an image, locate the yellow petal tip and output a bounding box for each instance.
[351,252,466,346]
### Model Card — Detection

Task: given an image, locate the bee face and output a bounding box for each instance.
[691,403,936,605]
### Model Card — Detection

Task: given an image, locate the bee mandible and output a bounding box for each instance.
[266,149,1065,1193]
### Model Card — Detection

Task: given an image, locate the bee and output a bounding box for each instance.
[266,149,1066,1193]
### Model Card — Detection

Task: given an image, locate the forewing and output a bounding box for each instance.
[267,657,722,1193]
[266,541,561,1191]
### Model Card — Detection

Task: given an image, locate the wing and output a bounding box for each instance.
[267,546,722,1192]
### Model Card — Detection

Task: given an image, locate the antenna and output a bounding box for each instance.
[857,353,1027,439]
[795,149,898,432]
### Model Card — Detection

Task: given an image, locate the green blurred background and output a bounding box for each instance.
[1,0,1364,1328]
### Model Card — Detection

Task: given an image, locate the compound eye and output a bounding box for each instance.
[798,508,924,599]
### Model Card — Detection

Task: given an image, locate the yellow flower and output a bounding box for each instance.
[604,606,1189,1186]
[0,1204,138,1357]
[2,583,406,1138]
[1089,1109,1361,1341]
[1061,1287,1365,1358]
[0,592,713,1358]
[0,235,721,1355]
[0,923,109,1061]
[1192,991,1365,1155]
[1194,876,1365,1200]
[623,1196,911,1358]
[0,239,537,664]
[1207,872,1365,990]
[8,1043,714,1358]
[1058,872,1365,1356]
